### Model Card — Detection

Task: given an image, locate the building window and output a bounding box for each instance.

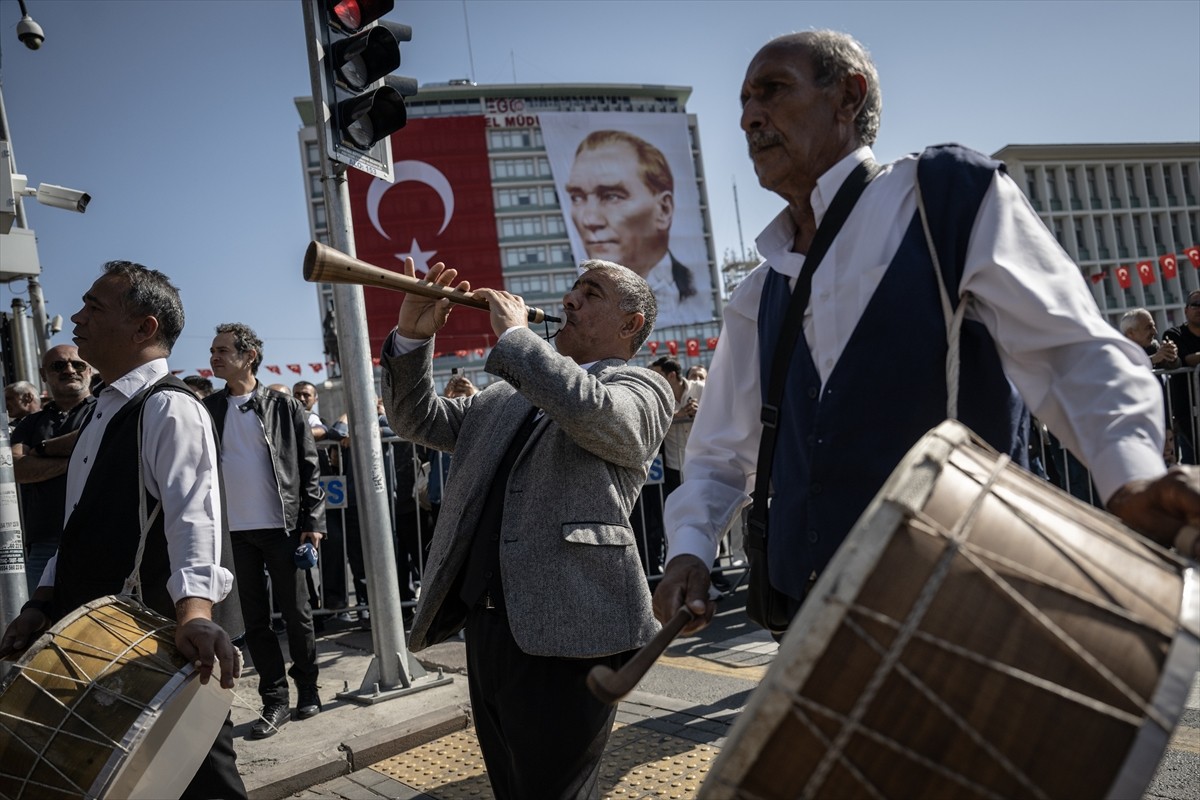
[550,243,574,263]
[1126,166,1141,208]
[1106,166,1121,208]
[306,142,321,168]
[507,274,552,294]
[309,173,323,199]
[489,129,534,149]
[1066,169,1081,210]
[500,216,545,238]
[503,245,546,266]
[1025,170,1039,205]
[1093,218,1109,258]
[1133,216,1148,255]
[313,202,327,229]
[1052,218,1066,247]
[1045,169,1061,210]
[1164,168,1177,205]
[546,216,567,236]
[1183,170,1195,203]
[1115,220,1129,257]
[1074,218,1088,259]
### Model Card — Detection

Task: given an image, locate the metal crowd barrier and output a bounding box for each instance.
[299,368,1195,623]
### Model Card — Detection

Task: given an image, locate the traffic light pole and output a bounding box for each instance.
[302,0,448,704]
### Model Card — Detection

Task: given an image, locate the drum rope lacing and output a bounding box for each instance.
[801,451,1022,799]
[0,605,181,796]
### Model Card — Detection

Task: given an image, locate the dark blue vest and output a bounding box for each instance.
[757,145,1029,599]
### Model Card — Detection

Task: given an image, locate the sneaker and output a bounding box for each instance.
[249,702,290,739]
[296,685,322,720]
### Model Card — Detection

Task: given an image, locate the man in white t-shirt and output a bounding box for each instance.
[205,323,326,739]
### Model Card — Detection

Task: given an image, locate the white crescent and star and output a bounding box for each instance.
[365,160,456,275]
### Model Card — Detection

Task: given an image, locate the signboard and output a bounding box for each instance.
[320,476,347,509]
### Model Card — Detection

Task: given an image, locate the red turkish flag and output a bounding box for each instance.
[1088,270,1106,284]
[666,340,679,356]
[170,369,184,375]
[1136,261,1155,286]
[309,362,323,373]
[1160,254,1178,280]
[455,349,469,358]
[371,357,382,366]
[647,341,659,355]
[265,365,281,375]
[685,338,700,357]
[348,116,503,355]
[1183,246,1200,269]
[706,336,718,350]
[198,368,214,378]
[1115,266,1132,289]
[287,364,302,375]
[474,348,485,357]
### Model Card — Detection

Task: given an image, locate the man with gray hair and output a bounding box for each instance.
[5,380,41,430]
[656,29,1200,636]
[1120,307,1180,368]
[382,257,672,799]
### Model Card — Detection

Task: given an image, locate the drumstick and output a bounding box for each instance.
[587,606,694,705]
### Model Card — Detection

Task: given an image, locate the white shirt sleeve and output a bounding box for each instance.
[662,267,769,566]
[141,390,234,605]
[961,171,1166,500]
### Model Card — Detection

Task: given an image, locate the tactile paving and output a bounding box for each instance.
[370,722,717,799]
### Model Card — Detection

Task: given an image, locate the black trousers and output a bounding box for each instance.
[181,712,246,799]
[232,528,318,705]
[464,606,632,800]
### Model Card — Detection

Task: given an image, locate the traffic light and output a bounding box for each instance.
[304,0,417,181]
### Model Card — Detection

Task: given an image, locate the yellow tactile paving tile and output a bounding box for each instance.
[369,722,717,799]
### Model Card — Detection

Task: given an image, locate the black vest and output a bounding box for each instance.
[756,145,1030,599]
[54,375,243,636]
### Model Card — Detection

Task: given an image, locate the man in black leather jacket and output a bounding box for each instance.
[205,322,326,739]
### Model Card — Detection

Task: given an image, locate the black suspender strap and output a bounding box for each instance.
[747,158,882,546]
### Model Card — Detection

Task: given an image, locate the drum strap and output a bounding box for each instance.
[120,395,162,603]
[915,179,970,421]
[749,158,882,557]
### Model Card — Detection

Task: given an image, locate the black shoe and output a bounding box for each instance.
[296,685,322,720]
[249,702,290,739]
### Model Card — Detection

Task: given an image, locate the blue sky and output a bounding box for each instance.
[1,0,1198,380]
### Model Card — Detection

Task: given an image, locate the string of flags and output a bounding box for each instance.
[173,362,330,379]
[1088,246,1200,289]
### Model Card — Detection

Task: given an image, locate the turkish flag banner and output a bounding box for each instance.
[666,340,679,356]
[198,368,214,378]
[310,362,324,373]
[348,116,503,355]
[686,338,700,357]
[265,365,282,375]
[1185,246,1200,269]
[647,341,659,355]
[1116,266,1132,289]
[1137,261,1155,286]
[1160,254,1178,280]
[287,364,302,375]
[706,336,718,350]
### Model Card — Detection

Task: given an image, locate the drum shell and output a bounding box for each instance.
[0,595,231,799]
[702,420,1198,800]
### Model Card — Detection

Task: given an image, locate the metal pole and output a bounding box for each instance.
[0,402,30,635]
[0,83,49,371]
[301,0,447,703]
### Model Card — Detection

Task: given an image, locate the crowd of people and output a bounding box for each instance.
[2,26,1199,800]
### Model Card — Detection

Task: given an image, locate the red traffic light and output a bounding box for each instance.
[328,0,395,34]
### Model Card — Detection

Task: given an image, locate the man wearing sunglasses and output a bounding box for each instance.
[10,345,96,593]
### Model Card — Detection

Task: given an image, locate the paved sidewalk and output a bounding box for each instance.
[233,622,472,800]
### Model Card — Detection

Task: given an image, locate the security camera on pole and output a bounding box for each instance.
[302,0,447,704]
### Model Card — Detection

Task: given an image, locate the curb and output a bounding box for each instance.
[246,704,471,800]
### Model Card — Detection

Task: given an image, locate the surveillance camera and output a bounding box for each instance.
[36,184,90,213]
[17,14,45,50]
[48,314,63,335]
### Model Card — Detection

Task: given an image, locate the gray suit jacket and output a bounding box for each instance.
[382,327,673,658]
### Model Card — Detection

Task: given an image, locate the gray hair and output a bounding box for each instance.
[5,380,38,400]
[102,261,186,352]
[215,322,264,373]
[771,30,882,147]
[1119,308,1152,335]
[579,259,658,355]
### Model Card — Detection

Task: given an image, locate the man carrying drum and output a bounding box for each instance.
[0,261,247,798]
[654,30,1200,634]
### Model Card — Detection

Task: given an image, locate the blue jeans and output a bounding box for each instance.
[232,528,318,705]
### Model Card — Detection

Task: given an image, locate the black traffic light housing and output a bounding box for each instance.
[304,0,417,180]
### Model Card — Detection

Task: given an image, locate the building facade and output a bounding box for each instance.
[297,81,723,393]
[994,143,1200,331]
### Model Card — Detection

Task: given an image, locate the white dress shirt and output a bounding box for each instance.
[663,146,1167,567]
[41,359,234,605]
